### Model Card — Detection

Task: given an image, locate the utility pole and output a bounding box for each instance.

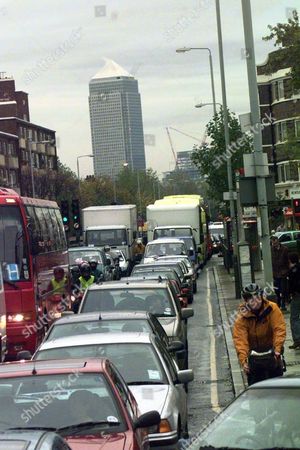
[215,0,240,297]
[241,0,273,286]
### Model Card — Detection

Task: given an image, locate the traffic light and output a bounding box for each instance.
[71,199,81,229]
[60,200,70,231]
[293,199,300,215]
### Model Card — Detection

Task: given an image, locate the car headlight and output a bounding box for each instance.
[159,419,172,433]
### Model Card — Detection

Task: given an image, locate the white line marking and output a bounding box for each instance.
[206,269,221,413]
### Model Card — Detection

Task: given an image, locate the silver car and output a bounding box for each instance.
[34,332,194,449]
[78,280,194,367]
[143,238,188,264]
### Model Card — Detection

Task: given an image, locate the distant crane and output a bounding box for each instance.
[165,126,207,170]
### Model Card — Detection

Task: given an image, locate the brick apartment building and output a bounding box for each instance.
[257,49,300,201]
[0,73,58,198]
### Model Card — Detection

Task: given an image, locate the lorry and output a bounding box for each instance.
[82,205,137,262]
[146,196,211,267]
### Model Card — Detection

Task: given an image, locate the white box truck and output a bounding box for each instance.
[146,203,201,245]
[82,205,137,261]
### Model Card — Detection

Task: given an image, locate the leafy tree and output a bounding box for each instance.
[263,10,300,90]
[161,169,201,197]
[191,109,252,203]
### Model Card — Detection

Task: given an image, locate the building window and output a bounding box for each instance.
[275,122,288,143]
[295,120,300,138]
[285,161,299,182]
[272,79,285,102]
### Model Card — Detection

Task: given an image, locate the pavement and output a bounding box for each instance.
[213,260,300,396]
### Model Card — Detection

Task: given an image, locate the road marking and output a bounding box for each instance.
[206,269,221,413]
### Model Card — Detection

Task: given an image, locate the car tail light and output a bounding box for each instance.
[181,288,189,294]
[159,419,172,433]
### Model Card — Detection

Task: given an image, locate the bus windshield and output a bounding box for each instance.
[0,205,30,281]
[86,228,127,246]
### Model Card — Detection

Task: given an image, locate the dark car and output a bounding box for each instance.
[68,246,112,282]
[0,358,160,450]
[186,376,300,449]
[0,430,71,449]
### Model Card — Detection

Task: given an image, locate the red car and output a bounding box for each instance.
[0,358,160,449]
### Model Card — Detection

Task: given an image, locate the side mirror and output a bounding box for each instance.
[181,308,194,320]
[167,340,184,352]
[134,410,161,430]
[16,350,32,361]
[188,249,194,257]
[177,369,194,384]
[184,274,191,280]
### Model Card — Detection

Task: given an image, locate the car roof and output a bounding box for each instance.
[0,358,108,377]
[147,238,185,244]
[87,279,169,290]
[39,332,153,350]
[248,375,300,389]
[50,311,152,325]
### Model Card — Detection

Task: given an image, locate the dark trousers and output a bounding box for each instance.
[247,364,283,386]
[273,277,288,308]
[290,294,300,344]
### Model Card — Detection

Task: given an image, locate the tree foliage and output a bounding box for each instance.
[191,109,252,203]
[263,10,300,89]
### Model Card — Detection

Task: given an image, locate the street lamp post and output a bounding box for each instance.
[195,102,222,110]
[77,154,94,190]
[215,0,240,297]
[176,47,217,116]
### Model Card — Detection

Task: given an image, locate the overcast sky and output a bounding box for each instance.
[0,0,296,177]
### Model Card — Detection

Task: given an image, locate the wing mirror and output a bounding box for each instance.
[133,410,161,430]
[181,308,194,320]
[167,340,184,352]
[177,369,194,384]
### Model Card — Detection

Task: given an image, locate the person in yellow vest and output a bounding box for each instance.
[79,263,95,292]
[45,267,70,318]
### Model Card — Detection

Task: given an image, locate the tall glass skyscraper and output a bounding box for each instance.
[89,59,146,177]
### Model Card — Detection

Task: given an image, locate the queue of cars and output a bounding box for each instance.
[0,235,197,449]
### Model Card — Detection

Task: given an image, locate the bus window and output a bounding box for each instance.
[35,207,48,253]
[42,208,55,252]
[54,209,67,250]
[0,205,30,281]
[48,208,60,251]
[25,206,40,255]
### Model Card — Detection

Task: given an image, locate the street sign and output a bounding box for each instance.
[223,191,237,201]
[239,175,275,205]
[290,189,300,199]
[243,153,269,177]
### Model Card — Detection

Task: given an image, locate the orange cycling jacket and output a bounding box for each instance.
[233,299,286,365]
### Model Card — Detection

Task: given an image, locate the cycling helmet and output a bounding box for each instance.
[89,259,98,268]
[242,283,262,299]
[80,262,91,276]
[54,266,64,276]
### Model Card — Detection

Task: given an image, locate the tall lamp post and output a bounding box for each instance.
[215,0,240,297]
[176,47,217,116]
[195,102,222,110]
[77,154,94,190]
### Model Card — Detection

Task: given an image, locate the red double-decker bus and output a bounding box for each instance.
[0,188,68,360]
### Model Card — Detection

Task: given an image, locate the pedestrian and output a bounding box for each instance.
[288,252,300,349]
[271,235,289,311]
[233,283,286,386]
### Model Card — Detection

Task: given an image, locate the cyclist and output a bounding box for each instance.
[233,283,286,385]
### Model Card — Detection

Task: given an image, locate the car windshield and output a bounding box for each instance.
[194,388,300,449]
[145,242,186,257]
[36,344,168,385]
[81,287,176,317]
[47,318,152,340]
[86,229,127,247]
[0,373,124,433]
[132,269,180,285]
[0,205,30,282]
[134,264,185,280]
[68,250,104,270]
